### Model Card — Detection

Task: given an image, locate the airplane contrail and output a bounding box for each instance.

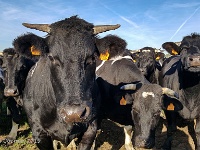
[99,2,139,28]
[169,6,200,40]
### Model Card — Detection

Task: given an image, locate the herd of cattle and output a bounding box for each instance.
[0,15,200,150]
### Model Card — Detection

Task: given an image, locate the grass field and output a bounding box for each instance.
[0,101,39,150]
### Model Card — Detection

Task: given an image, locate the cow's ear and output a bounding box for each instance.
[162,95,183,112]
[155,52,165,60]
[162,42,180,55]
[13,33,48,58]
[131,52,140,63]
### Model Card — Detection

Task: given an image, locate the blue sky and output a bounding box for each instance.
[0,0,200,52]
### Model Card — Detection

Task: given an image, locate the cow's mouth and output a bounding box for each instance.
[185,65,200,73]
[134,136,155,149]
[185,55,200,72]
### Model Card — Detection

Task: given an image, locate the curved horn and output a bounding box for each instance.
[120,84,137,90]
[162,87,179,98]
[22,23,51,33]
[93,24,120,34]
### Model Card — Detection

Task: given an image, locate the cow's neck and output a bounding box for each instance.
[176,70,200,119]
[146,66,158,84]
[181,70,200,89]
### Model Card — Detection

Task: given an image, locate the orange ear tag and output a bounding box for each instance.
[30,45,41,56]
[100,50,109,60]
[156,56,160,60]
[171,49,178,55]
[167,103,175,111]
[120,96,127,105]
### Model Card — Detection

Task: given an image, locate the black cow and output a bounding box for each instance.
[95,35,182,149]
[159,33,200,149]
[8,16,119,150]
[0,48,37,142]
[0,56,4,114]
[131,47,165,84]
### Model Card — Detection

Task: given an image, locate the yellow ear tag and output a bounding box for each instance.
[120,96,127,105]
[30,45,41,56]
[167,103,175,111]
[156,56,161,60]
[171,49,178,55]
[100,50,109,60]
[133,59,136,63]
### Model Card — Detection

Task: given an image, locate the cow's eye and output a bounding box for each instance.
[48,55,54,62]
[85,56,95,67]
[21,65,26,69]
[48,55,62,67]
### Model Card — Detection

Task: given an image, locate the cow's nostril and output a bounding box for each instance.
[14,89,18,94]
[189,58,193,61]
[80,108,87,118]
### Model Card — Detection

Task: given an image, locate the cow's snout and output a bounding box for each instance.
[59,103,92,123]
[134,136,155,149]
[4,87,19,97]
[188,55,200,67]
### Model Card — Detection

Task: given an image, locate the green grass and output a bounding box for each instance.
[0,101,39,150]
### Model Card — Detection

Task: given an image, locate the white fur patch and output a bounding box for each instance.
[95,60,106,72]
[142,92,155,98]
[110,55,133,65]
[124,126,134,150]
[30,62,38,77]
[141,50,151,52]
[7,120,19,139]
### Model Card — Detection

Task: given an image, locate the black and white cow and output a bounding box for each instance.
[8,16,119,150]
[131,47,165,84]
[159,33,200,149]
[95,35,183,149]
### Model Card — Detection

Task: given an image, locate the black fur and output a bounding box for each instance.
[160,33,200,149]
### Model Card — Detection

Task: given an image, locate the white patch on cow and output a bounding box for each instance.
[142,92,155,98]
[141,50,151,52]
[110,55,133,65]
[124,126,135,150]
[95,60,106,72]
[30,62,38,77]
[95,60,106,80]
[7,107,11,115]
[7,119,19,140]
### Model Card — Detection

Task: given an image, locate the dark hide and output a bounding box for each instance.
[160,33,200,149]
[132,84,182,148]
[13,16,101,150]
[95,36,182,149]
[6,97,23,124]
[0,50,24,141]
[0,57,4,113]
[95,34,128,59]
[96,57,182,148]
[133,47,164,84]
[3,48,37,97]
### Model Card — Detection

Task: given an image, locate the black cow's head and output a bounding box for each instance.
[95,34,128,61]
[162,33,200,72]
[2,48,37,97]
[121,83,183,148]
[132,47,164,77]
[13,16,120,124]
